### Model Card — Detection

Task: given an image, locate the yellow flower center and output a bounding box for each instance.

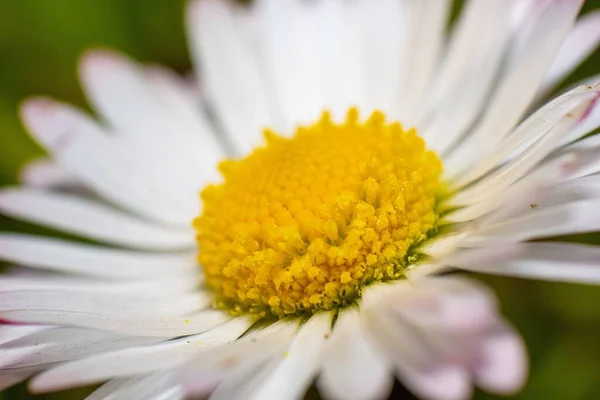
[194,109,443,318]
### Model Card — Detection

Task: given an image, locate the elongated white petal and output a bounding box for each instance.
[188,0,276,153]
[1,328,159,369]
[362,284,445,372]
[29,318,251,393]
[486,176,600,224]
[247,312,332,400]
[394,0,450,124]
[540,11,600,94]
[0,325,50,346]
[20,98,198,225]
[309,0,364,122]
[0,290,213,335]
[0,233,196,279]
[86,372,180,400]
[361,283,473,400]
[446,0,584,174]
[451,97,596,205]
[459,242,600,284]
[0,268,199,295]
[391,277,499,335]
[20,159,77,188]
[318,309,393,400]
[452,85,600,189]
[0,189,194,250]
[86,377,138,400]
[420,0,514,137]
[80,51,223,182]
[207,358,279,400]
[85,53,221,206]
[255,0,329,129]
[181,319,299,397]
[445,152,579,223]
[349,0,402,116]
[465,200,600,245]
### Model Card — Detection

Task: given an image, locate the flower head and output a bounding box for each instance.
[1,0,600,399]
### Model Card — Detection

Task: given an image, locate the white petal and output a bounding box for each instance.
[420,0,514,142]
[487,175,600,223]
[349,0,402,116]
[451,85,600,190]
[246,312,332,400]
[29,317,251,393]
[445,152,579,223]
[0,268,199,295]
[562,138,600,180]
[255,0,329,128]
[188,0,277,153]
[361,284,445,373]
[1,327,159,369]
[0,233,196,279]
[0,188,194,250]
[309,0,365,121]
[318,309,393,400]
[0,325,50,346]
[79,50,224,182]
[0,290,214,335]
[20,97,199,225]
[464,200,600,245]
[207,358,279,400]
[450,96,597,206]
[418,233,469,260]
[459,242,600,284]
[86,377,135,400]
[540,11,600,95]
[86,372,181,400]
[144,65,200,109]
[446,0,584,174]
[20,159,77,188]
[182,319,299,397]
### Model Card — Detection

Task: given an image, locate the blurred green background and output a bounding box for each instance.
[0,1,599,399]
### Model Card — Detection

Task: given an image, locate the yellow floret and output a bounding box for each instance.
[194,109,442,318]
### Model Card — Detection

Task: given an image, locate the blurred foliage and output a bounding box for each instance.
[0,1,600,400]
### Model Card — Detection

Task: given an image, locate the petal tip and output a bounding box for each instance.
[20,98,75,150]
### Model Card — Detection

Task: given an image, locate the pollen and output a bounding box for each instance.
[194,109,443,318]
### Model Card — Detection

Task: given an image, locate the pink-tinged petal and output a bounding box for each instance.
[187,0,277,153]
[474,324,528,394]
[397,364,472,400]
[361,278,528,399]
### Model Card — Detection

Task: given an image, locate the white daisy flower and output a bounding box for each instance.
[2,0,600,399]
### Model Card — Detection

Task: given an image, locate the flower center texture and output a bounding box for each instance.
[194,109,443,318]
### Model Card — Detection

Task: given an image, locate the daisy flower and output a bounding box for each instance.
[2,0,600,399]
